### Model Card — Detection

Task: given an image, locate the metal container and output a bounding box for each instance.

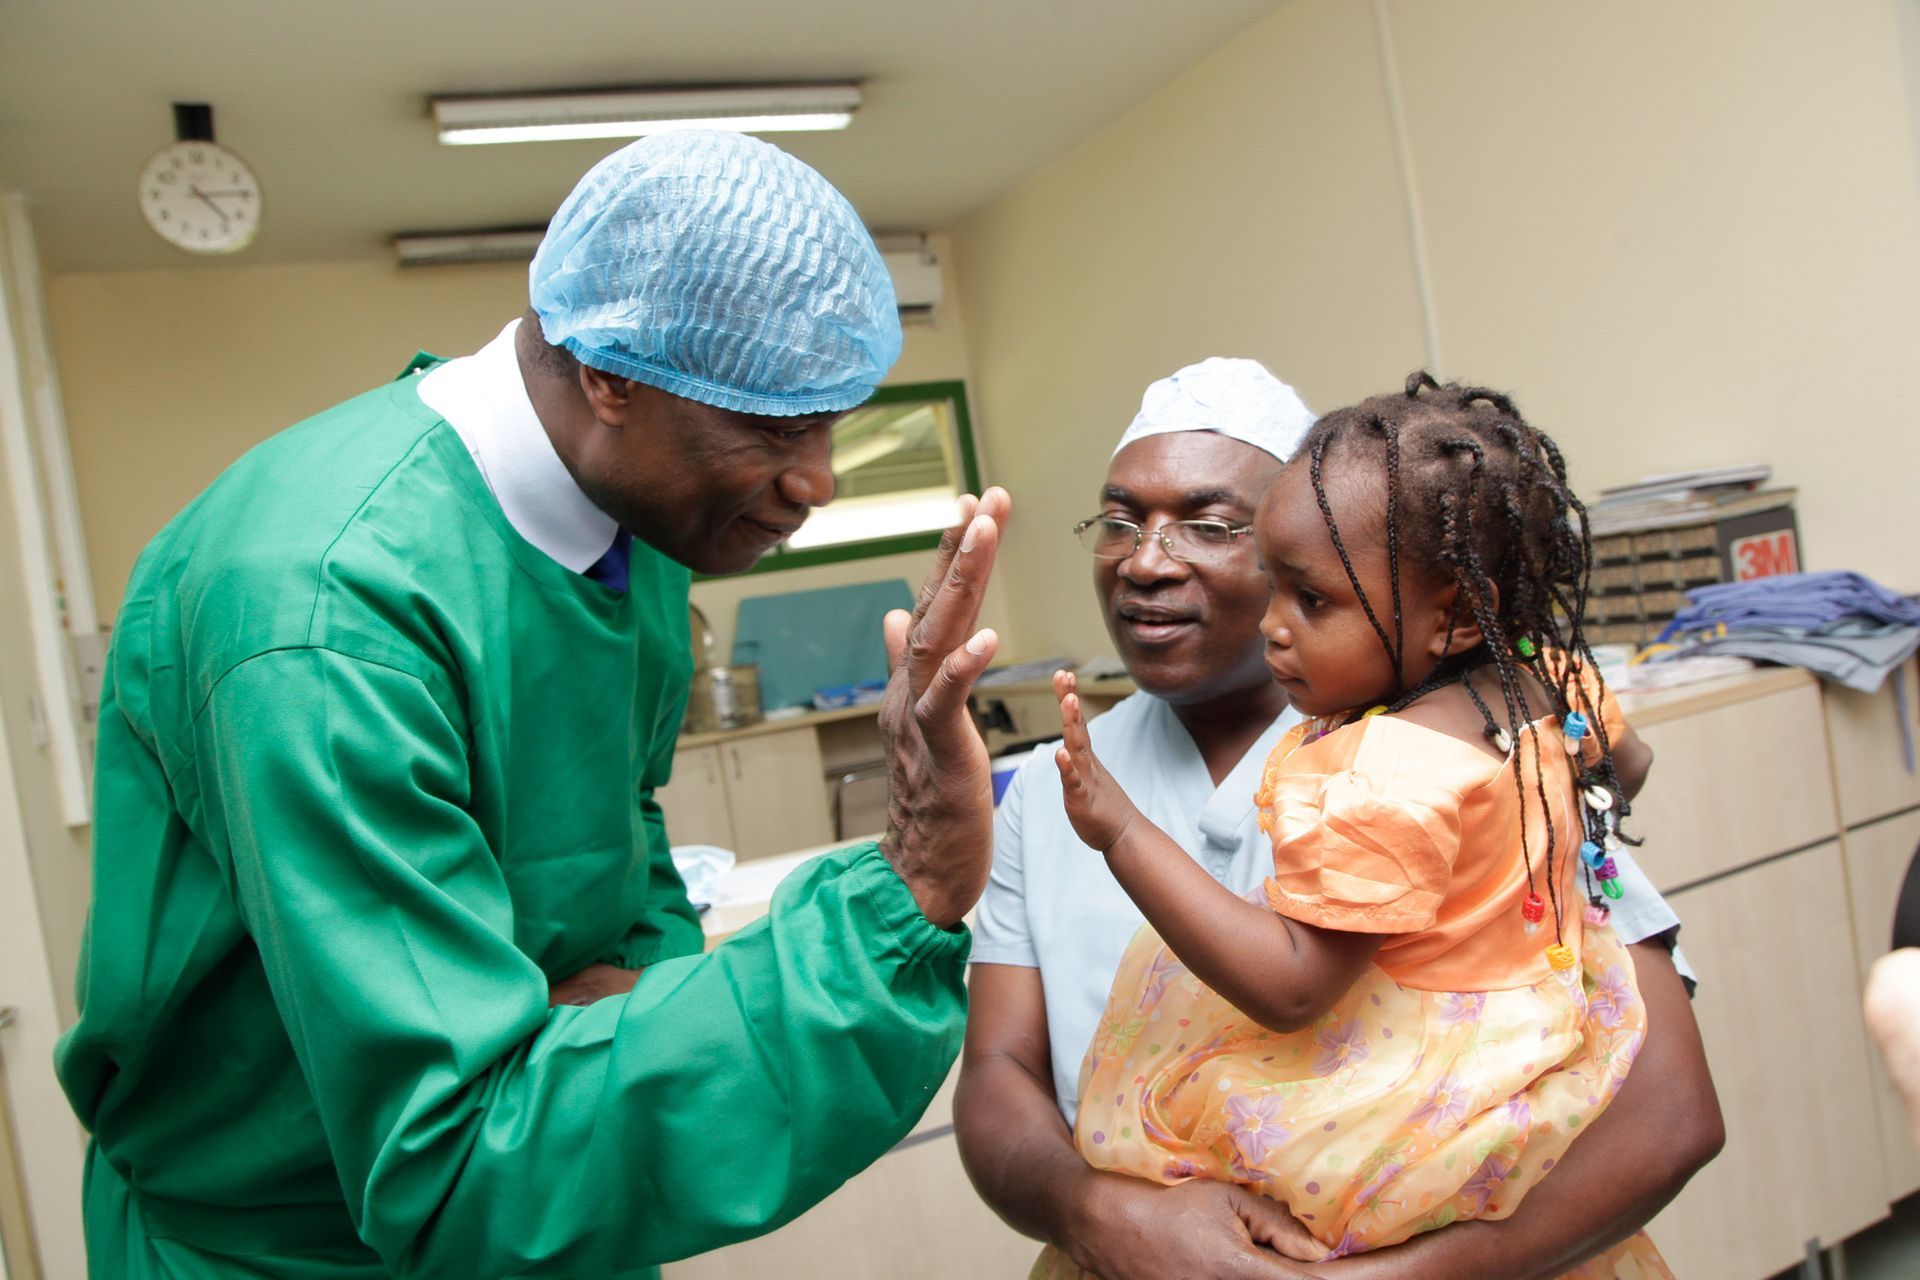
[688,663,762,733]
[683,604,763,733]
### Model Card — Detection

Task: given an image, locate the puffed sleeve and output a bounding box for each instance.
[1257,729,1467,934]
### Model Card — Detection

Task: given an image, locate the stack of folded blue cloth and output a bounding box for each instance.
[1651,570,1920,694]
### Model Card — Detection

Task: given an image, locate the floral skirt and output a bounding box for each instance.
[1029,1232,1671,1279]
[1049,915,1665,1272]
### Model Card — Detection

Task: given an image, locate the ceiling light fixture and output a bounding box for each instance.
[392,227,548,267]
[430,83,862,146]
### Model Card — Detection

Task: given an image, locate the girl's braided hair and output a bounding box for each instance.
[1299,372,1630,941]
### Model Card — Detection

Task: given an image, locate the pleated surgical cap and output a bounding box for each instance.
[530,131,902,417]
[1112,357,1315,462]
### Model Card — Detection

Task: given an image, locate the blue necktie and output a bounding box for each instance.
[585,530,632,593]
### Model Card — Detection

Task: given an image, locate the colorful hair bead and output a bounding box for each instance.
[1580,840,1606,871]
[1363,705,1387,718]
[1516,636,1537,658]
[1584,785,1614,812]
[1546,943,1576,970]
[1521,892,1545,934]
[1584,902,1611,927]
[1601,877,1625,900]
[1561,711,1588,755]
[1595,856,1619,881]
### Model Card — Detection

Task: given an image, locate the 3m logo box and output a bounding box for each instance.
[1588,503,1800,647]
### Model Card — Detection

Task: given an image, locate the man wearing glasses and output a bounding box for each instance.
[954,359,1723,1278]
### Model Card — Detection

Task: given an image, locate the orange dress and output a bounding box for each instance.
[1035,698,1672,1278]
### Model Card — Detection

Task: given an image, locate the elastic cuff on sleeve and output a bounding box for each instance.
[834,842,974,966]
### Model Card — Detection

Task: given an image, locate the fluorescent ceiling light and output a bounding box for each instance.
[432,84,861,146]
[393,227,547,267]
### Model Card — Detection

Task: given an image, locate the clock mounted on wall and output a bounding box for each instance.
[137,103,261,255]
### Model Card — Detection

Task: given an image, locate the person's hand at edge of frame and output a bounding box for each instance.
[1865,947,1920,1155]
[877,487,1012,929]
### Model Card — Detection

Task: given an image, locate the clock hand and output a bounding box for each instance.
[189,185,232,225]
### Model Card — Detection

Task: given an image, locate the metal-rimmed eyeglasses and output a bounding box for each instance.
[1073,516,1256,563]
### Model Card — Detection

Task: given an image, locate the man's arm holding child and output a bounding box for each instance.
[961,941,1721,1280]
[957,964,1324,1280]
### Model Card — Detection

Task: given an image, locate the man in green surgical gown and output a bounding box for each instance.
[56,131,1009,1279]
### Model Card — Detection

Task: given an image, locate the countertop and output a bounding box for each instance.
[692,666,1818,945]
[1615,664,1813,727]
[675,670,1139,749]
[677,700,882,750]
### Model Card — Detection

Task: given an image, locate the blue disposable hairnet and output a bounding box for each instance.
[530,131,902,417]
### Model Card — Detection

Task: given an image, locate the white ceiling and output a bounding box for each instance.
[0,0,1280,274]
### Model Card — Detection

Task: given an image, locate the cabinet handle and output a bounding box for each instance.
[731,749,743,781]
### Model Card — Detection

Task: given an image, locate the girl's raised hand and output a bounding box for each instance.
[1053,670,1146,855]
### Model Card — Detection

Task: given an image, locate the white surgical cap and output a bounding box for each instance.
[530,131,902,417]
[1112,357,1315,461]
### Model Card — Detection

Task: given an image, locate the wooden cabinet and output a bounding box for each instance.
[1823,657,1920,829]
[1619,670,1912,1275]
[1842,809,1920,1199]
[656,728,836,862]
[719,731,834,859]
[662,1124,1037,1280]
[656,745,735,849]
[1648,843,1891,1279]
[1627,675,1834,890]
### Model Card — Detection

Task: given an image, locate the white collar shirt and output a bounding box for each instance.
[415,318,618,573]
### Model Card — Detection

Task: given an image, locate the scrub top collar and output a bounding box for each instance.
[1126,694,1291,853]
[1199,712,1286,850]
[417,318,619,574]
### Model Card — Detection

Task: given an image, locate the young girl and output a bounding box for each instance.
[1041,375,1670,1276]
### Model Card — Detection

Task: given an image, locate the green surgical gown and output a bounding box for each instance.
[54,360,970,1279]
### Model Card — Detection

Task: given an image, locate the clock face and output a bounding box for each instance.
[137,141,261,255]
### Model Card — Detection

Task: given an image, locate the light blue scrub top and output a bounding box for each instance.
[972,692,1687,1126]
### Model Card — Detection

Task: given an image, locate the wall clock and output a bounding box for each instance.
[138,139,261,255]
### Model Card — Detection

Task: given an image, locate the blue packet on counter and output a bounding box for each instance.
[813,680,888,710]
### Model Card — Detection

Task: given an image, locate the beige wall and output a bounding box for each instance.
[954,0,1920,663]
[45,234,1006,659]
[951,0,1430,662]
[1388,0,1920,585]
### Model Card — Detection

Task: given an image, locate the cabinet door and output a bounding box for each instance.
[1824,658,1920,828]
[722,730,834,860]
[655,745,735,850]
[1843,809,1920,1198]
[1629,680,1834,889]
[1648,843,1890,1278]
[661,1132,1038,1280]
